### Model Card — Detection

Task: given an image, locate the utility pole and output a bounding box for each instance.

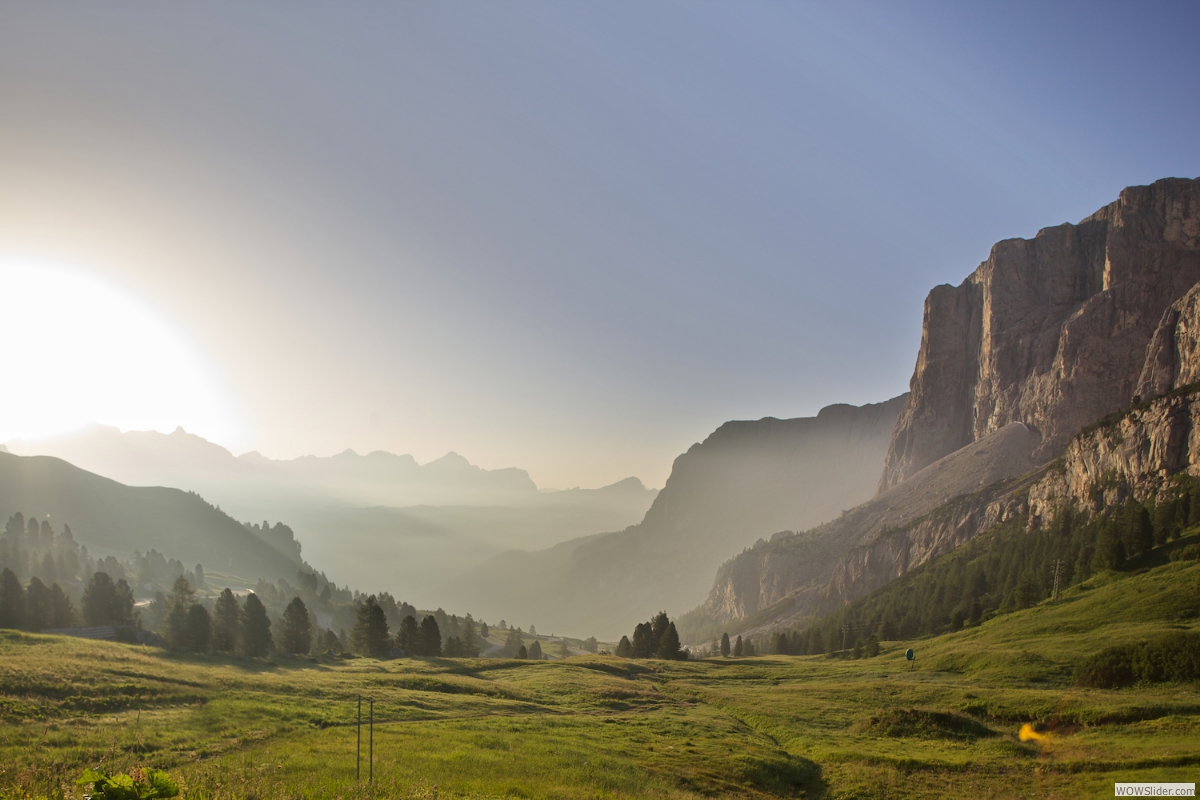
[356,695,361,782]
[841,624,846,653]
[1052,559,1062,601]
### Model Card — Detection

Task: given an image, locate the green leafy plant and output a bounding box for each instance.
[77,767,179,799]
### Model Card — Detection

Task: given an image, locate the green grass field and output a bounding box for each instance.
[2,560,1199,799]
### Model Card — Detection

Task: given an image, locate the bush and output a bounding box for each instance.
[1169,543,1200,562]
[1075,632,1200,688]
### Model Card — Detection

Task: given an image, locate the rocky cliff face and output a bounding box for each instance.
[880,178,1200,492]
[447,396,907,639]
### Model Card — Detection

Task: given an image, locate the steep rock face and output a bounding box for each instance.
[447,396,906,639]
[881,178,1200,492]
[1138,281,1200,398]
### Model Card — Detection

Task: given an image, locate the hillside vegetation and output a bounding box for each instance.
[2,558,1198,799]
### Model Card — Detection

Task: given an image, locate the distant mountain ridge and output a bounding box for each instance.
[5,427,658,605]
[6,426,541,508]
[449,397,907,639]
[0,451,304,582]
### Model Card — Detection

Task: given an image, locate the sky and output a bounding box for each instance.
[1,1,1197,490]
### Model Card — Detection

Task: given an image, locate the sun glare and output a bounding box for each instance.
[0,258,242,446]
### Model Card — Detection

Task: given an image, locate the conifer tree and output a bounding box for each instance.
[616,635,633,658]
[185,604,211,652]
[0,568,24,630]
[50,583,75,628]
[460,616,480,657]
[82,572,135,627]
[419,614,442,657]
[656,621,682,660]
[280,596,314,655]
[212,588,240,653]
[631,622,653,658]
[560,638,570,658]
[719,632,731,657]
[396,615,420,655]
[517,644,527,659]
[351,596,391,658]
[528,639,542,659]
[240,593,273,657]
[161,576,196,649]
[25,577,53,631]
[733,634,743,657]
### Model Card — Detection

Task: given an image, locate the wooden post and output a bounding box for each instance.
[369,697,374,784]
[356,695,361,782]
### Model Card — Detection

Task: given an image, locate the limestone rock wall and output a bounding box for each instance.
[880,178,1200,492]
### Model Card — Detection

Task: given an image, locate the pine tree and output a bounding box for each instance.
[50,583,75,628]
[460,616,480,657]
[212,589,241,653]
[280,596,314,655]
[82,572,134,627]
[161,576,197,649]
[351,597,391,658]
[419,614,442,657]
[396,615,420,655]
[656,621,682,660]
[0,568,24,630]
[528,639,542,660]
[517,644,527,659]
[719,632,731,657]
[240,593,273,657]
[733,635,743,657]
[185,604,211,652]
[632,622,653,658]
[25,577,52,631]
[616,635,633,658]
[560,638,570,658]
[649,611,670,655]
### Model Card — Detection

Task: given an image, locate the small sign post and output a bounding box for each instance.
[905,648,915,671]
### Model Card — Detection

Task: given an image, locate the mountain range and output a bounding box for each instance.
[679,176,1200,642]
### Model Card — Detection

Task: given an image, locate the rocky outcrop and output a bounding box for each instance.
[447,396,907,639]
[881,178,1200,492]
[1137,281,1200,398]
[1029,388,1200,523]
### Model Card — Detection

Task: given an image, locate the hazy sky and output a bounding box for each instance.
[2,2,1198,489]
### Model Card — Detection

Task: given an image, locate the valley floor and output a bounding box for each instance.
[2,562,1199,799]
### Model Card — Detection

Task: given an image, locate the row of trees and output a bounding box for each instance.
[615,612,685,660]
[0,568,138,631]
[349,595,485,658]
[714,631,758,657]
[772,475,1200,655]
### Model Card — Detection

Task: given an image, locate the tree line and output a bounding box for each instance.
[771,474,1200,656]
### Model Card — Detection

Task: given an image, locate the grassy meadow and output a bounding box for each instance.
[2,560,1199,799]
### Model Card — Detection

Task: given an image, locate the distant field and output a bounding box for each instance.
[2,561,1198,799]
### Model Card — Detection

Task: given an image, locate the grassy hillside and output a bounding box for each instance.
[1,559,1197,798]
[0,452,303,582]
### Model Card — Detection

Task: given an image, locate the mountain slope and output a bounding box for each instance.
[449,397,906,638]
[0,451,304,581]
